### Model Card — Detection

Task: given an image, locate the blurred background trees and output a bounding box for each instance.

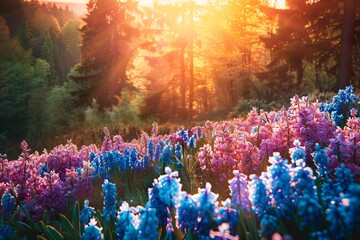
[0,0,359,158]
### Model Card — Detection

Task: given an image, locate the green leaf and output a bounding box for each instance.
[105,228,112,240]
[72,202,80,235]
[14,221,33,236]
[42,210,51,224]
[40,220,50,236]
[60,214,80,240]
[46,225,64,240]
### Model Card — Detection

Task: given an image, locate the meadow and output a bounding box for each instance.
[1,86,359,239]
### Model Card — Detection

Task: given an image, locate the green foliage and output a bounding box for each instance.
[45,80,82,134]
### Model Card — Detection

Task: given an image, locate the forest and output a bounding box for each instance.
[1,1,360,239]
[0,0,359,158]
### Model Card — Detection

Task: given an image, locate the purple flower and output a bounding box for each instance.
[228,170,250,211]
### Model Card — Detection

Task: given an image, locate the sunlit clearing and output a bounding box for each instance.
[268,0,286,9]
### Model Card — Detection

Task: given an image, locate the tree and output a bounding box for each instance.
[70,0,139,109]
[338,0,357,89]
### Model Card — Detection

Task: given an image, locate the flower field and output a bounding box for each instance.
[1,86,360,239]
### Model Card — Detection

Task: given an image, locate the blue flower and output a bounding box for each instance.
[177,129,189,144]
[39,164,49,177]
[161,145,173,166]
[192,183,219,236]
[228,170,251,212]
[334,164,353,194]
[147,139,155,161]
[142,155,150,170]
[311,230,330,240]
[289,140,306,163]
[188,137,196,148]
[249,174,271,217]
[175,144,182,161]
[154,143,162,161]
[82,218,103,240]
[312,144,329,178]
[341,184,360,232]
[216,199,240,236]
[177,192,197,232]
[326,203,347,240]
[321,181,341,208]
[80,200,95,226]
[137,204,158,240]
[319,86,359,127]
[130,148,139,171]
[259,214,279,239]
[1,193,15,217]
[297,194,323,228]
[268,153,294,219]
[292,159,317,203]
[158,167,182,208]
[116,201,137,240]
[102,179,117,221]
[149,179,170,227]
[0,224,14,239]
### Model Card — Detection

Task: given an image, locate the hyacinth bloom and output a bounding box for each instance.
[334,164,354,194]
[177,192,197,233]
[341,185,360,232]
[249,173,271,217]
[102,179,117,221]
[0,224,14,239]
[228,170,251,211]
[268,152,294,219]
[259,214,279,239]
[1,192,15,217]
[297,194,323,228]
[192,183,219,236]
[216,199,240,236]
[320,86,359,127]
[137,204,158,240]
[116,201,137,240]
[312,143,329,178]
[147,139,155,161]
[80,200,95,226]
[82,218,103,240]
[158,167,182,208]
[148,179,170,227]
[175,143,182,161]
[291,159,318,203]
[289,140,306,163]
[188,137,196,148]
[154,142,162,161]
[161,145,173,166]
[198,144,213,172]
[326,204,347,240]
[177,128,190,144]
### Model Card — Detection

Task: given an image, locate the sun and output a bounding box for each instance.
[269,0,286,9]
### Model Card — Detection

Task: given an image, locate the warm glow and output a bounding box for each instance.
[139,0,209,7]
[269,0,286,9]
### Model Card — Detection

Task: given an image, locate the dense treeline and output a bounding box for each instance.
[0,0,81,157]
[1,0,360,159]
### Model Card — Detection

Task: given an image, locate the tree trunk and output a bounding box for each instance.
[338,0,356,89]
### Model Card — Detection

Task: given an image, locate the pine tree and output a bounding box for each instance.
[70,0,139,109]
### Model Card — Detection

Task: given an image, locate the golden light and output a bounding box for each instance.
[268,0,286,9]
[138,0,210,7]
